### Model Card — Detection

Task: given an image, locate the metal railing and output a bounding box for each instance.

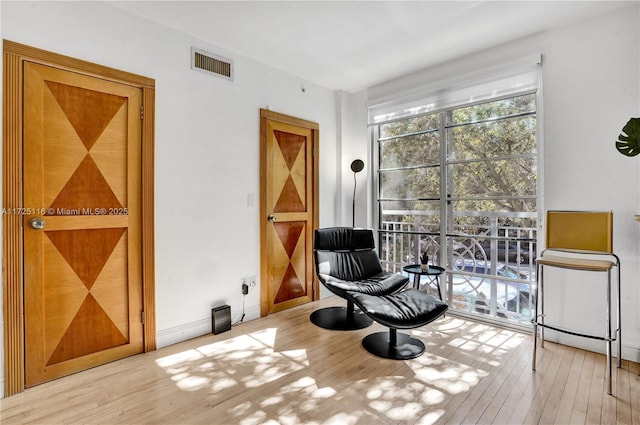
[379,212,537,324]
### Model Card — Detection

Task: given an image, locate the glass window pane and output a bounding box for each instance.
[379,200,440,232]
[452,93,536,125]
[379,114,438,139]
[379,167,440,200]
[450,158,537,198]
[380,132,439,169]
[450,116,536,161]
[449,202,537,230]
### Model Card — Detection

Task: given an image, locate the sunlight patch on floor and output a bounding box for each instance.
[417,409,447,425]
[152,316,529,424]
[230,374,341,425]
[354,376,447,423]
[154,327,349,424]
[436,320,526,366]
[320,412,360,425]
[433,317,470,331]
[155,348,204,369]
[406,353,489,395]
[155,328,310,393]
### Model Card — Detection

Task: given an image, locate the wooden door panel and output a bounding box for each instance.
[23,62,143,387]
[271,129,307,213]
[270,221,308,304]
[41,84,88,208]
[261,112,318,315]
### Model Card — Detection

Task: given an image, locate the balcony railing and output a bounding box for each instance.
[379,212,537,324]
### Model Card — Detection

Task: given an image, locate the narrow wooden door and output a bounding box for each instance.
[23,62,143,387]
[260,110,319,315]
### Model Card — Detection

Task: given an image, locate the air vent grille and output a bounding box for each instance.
[191,48,233,80]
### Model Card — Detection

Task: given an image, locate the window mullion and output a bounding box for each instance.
[439,110,450,302]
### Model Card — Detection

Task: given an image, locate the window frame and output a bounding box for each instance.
[371,87,543,330]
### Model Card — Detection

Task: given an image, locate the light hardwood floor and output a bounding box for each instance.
[1,296,638,425]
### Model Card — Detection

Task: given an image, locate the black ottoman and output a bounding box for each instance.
[346,288,448,360]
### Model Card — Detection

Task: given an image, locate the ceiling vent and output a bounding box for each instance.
[191,47,233,80]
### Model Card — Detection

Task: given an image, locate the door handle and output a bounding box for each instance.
[30,217,46,230]
[267,214,277,222]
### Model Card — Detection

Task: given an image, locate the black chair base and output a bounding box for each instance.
[310,306,373,330]
[346,289,448,359]
[362,328,425,360]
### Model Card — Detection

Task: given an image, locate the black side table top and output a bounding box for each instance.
[403,264,445,276]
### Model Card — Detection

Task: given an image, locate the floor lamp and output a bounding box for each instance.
[351,159,365,227]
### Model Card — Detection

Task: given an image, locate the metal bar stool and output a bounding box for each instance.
[532,211,621,395]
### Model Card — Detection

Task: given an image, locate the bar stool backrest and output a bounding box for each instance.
[546,210,613,254]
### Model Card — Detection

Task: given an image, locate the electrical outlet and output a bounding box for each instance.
[249,276,257,287]
[241,283,249,295]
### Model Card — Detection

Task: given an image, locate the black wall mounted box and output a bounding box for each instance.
[211,305,231,335]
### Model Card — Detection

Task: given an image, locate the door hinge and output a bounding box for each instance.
[140,105,144,121]
[141,310,145,325]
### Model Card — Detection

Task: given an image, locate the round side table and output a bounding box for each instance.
[402,264,445,301]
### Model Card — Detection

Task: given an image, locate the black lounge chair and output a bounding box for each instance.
[311,227,408,330]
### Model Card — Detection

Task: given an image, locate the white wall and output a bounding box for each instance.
[356,4,640,360]
[0,0,339,395]
[337,90,369,228]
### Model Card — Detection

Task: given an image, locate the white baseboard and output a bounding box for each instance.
[156,318,211,348]
[156,305,260,349]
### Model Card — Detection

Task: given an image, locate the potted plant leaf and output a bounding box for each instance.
[615,118,640,156]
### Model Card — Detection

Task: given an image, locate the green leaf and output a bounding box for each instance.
[616,117,640,157]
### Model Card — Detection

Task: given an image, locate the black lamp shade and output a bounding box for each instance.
[351,159,365,173]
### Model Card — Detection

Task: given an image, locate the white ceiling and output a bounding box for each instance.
[111,1,635,93]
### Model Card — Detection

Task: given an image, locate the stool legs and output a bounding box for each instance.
[532,262,542,370]
[617,265,622,369]
[606,270,612,395]
[532,261,621,396]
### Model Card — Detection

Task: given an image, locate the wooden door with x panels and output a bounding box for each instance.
[23,62,144,387]
[260,109,319,316]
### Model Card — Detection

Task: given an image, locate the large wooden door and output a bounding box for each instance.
[23,62,143,386]
[260,110,319,315]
